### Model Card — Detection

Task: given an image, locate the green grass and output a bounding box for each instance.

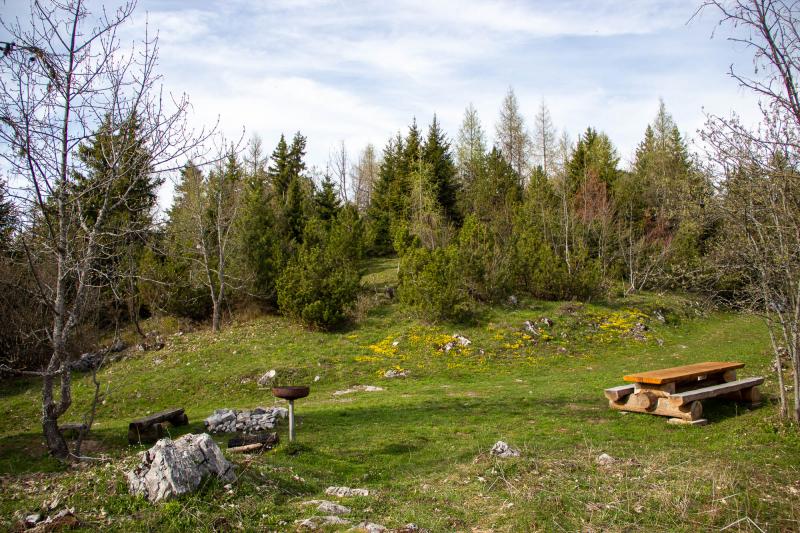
[1,259,799,531]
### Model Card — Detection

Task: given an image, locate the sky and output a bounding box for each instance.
[4,0,762,204]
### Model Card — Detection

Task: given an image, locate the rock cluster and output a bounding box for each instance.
[127,433,235,503]
[442,334,471,352]
[384,369,408,379]
[204,407,288,433]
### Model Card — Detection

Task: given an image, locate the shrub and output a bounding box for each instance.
[276,218,360,330]
[397,244,472,322]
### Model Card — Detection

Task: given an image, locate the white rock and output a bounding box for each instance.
[333,385,384,396]
[352,521,387,532]
[453,333,471,346]
[596,453,615,466]
[490,440,520,458]
[384,369,409,379]
[314,375,321,382]
[127,433,235,503]
[523,321,539,335]
[325,486,370,497]
[317,500,351,515]
[257,369,277,386]
[296,515,351,529]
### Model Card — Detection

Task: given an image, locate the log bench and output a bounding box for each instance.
[604,362,763,425]
[128,408,189,444]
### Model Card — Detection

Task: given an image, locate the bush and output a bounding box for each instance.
[456,215,514,302]
[397,244,472,323]
[512,227,601,301]
[276,218,360,330]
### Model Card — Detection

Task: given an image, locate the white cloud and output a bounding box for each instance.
[123,0,764,207]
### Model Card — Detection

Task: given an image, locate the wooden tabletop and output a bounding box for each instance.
[623,361,744,385]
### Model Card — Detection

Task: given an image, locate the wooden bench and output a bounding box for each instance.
[128,408,189,444]
[604,362,763,425]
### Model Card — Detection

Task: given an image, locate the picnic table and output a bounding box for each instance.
[604,361,763,425]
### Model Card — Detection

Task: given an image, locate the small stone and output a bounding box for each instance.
[325,486,370,497]
[314,375,321,382]
[384,369,408,379]
[508,295,518,306]
[317,500,351,515]
[453,333,471,346]
[352,521,387,532]
[296,515,351,529]
[523,321,539,335]
[257,369,277,387]
[24,513,42,526]
[539,317,554,327]
[596,453,615,466]
[490,441,520,458]
[333,386,384,396]
[391,340,400,347]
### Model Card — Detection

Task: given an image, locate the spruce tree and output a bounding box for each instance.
[315,171,342,222]
[268,134,291,197]
[422,114,460,224]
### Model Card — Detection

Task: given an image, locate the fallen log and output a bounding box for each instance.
[227,432,278,449]
[227,443,266,454]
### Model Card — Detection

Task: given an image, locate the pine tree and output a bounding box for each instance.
[422,114,460,224]
[495,87,531,183]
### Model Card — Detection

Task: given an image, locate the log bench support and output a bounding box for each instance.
[128,408,189,444]
[606,376,764,423]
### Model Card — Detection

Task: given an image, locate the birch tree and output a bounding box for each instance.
[0,0,215,458]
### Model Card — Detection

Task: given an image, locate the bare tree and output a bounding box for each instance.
[169,151,244,334]
[701,0,800,422]
[0,0,215,459]
[532,99,557,177]
[330,140,349,204]
[351,143,378,213]
[495,87,531,184]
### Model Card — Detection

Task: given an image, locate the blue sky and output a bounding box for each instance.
[6,0,760,185]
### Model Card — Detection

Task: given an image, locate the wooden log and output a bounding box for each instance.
[227,443,266,454]
[741,386,761,404]
[604,384,635,402]
[610,397,702,421]
[668,377,764,406]
[668,418,708,426]
[227,432,278,449]
[634,381,676,397]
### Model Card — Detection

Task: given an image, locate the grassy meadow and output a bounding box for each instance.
[1,259,799,531]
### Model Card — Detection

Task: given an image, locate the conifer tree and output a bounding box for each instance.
[422,115,460,224]
[495,87,531,183]
[533,99,558,177]
[268,134,291,197]
[456,103,487,191]
[315,171,342,222]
